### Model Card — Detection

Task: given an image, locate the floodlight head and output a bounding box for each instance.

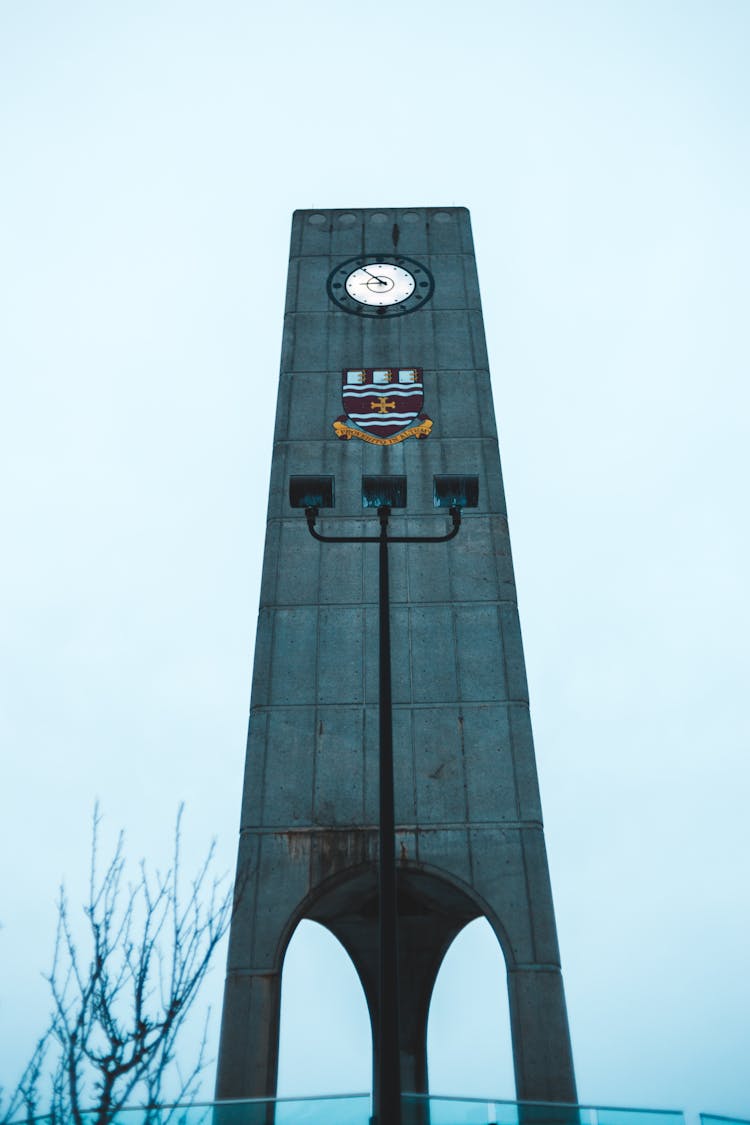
[362,475,407,509]
[289,475,335,510]
[433,475,479,509]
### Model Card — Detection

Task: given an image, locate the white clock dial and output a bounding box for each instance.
[345,262,416,306]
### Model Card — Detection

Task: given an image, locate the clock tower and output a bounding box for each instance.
[215,207,576,1107]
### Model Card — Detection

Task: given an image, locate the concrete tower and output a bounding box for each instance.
[216,207,576,1105]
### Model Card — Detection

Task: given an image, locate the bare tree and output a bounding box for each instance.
[1,1037,49,1125]
[2,806,232,1125]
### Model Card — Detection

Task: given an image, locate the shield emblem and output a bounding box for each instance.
[340,368,425,440]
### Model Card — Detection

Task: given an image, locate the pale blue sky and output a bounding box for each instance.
[1,2,748,1120]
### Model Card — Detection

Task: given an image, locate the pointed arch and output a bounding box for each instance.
[427,917,515,1098]
[223,854,572,1105]
[277,919,372,1096]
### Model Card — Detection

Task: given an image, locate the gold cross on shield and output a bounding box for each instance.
[371,397,396,414]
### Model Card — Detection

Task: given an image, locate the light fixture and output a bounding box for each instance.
[362,475,408,509]
[288,475,335,510]
[433,475,479,509]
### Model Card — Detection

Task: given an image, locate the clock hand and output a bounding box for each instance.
[361,268,389,285]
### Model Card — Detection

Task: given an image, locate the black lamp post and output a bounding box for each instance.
[289,473,479,1125]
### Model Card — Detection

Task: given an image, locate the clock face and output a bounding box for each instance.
[327,255,434,317]
[345,262,415,306]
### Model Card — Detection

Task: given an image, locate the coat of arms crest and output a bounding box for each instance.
[332,368,432,446]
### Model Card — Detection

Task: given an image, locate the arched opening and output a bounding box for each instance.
[277,919,373,1096]
[276,862,515,1099]
[427,918,514,1098]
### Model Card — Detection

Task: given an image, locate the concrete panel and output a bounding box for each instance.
[328,309,367,369]
[425,209,469,253]
[392,210,430,255]
[508,968,576,1103]
[258,521,280,607]
[249,608,273,707]
[261,707,316,826]
[225,832,262,966]
[313,706,365,826]
[252,831,313,963]
[404,532,452,606]
[274,521,320,606]
[358,308,437,371]
[285,371,329,440]
[475,371,501,439]
[412,826,474,888]
[394,827,417,867]
[469,827,535,963]
[414,706,466,825]
[266,441,291,524]
[318,538,363,606]
[429,254,476,311]
[269,606,317,705]
[435,309,478,370]
[448,517,504,603]
[363,704,379,825]
[432,369,483,437]
[309,824,377,889]
[461,704,519,823]
[285,312,328,371]
[298,211,333,257]
[216,970,282,1099]
[522,829,564,964]
[317,606,364,704]
[364,210,395,236]
[360,437,408,479]
[364,604,412,706]
[330,211,366,257]
[508,703,543,821]
[356,511,410,555]
[296,256,333,313]
[393,707,417,826]
[273,368,292,440]
[469,309,490,369]
[279,312,297,372]
[409,605,458,704]
[454,604,506,701]
[489,515,518,601]
[500,605,531,701]
[241,709,268,827]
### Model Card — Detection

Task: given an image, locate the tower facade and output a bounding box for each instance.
[216,207,576,1104]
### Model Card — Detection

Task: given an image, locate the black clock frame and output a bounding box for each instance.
[327,255,435,317]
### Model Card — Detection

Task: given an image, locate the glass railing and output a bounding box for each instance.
[404,1095,684,1125]
[214,1095,372,1125]
[14,1096,374,1125]
[700,1117,750,1125]
[9,1094,692,1125]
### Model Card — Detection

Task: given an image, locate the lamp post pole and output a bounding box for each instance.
[302,497,463,1125]
[377,506,400,1125]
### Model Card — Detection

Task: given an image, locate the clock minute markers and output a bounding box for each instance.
[329,255,433,316]
[345,262,415,306]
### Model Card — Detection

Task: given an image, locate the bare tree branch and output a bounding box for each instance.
[5,806,232,1125]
